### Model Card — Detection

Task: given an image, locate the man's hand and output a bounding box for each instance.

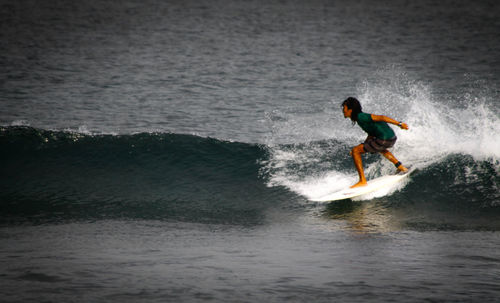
[399,122,409,130]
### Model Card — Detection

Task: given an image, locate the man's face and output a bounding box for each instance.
[343,105,352,118]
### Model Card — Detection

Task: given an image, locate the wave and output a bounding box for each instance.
[1,126,499,230]
[261,69,500,230]
[0,126,295,225]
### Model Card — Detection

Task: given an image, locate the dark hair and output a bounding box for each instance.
[341,97,362,122]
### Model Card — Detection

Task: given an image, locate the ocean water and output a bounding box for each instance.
[1,0,500,302]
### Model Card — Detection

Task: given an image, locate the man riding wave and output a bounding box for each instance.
[342,97,409,188]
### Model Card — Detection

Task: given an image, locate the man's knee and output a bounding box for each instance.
[351,144,365,155]
[380,149,390,156]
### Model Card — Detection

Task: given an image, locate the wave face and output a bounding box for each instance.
[0,127,294,225]
[1,124,499,230]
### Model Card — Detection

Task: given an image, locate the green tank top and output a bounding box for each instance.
[356,112,395,140]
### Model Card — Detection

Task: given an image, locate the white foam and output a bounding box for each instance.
[272,171,356,201]
[10,120,30,126]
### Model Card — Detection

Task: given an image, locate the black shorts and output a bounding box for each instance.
[363,136,397,153]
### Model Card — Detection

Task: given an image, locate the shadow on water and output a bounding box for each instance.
[323,199,358,218]
[320,199,402,233]
[321,195,500,233]
[314,153,500,232]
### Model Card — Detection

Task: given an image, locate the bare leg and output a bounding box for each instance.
[350,144,367,188]
[380,150,408,172]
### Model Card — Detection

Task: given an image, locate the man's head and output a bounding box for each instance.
[342,97,362,122]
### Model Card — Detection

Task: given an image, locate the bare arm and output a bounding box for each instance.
[371,114,409,130]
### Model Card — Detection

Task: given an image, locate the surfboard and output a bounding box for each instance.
[311,168,414,202]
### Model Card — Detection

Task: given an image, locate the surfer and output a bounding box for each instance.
[342,97,409,188]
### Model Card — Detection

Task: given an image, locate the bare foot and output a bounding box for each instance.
[398,165,409,173]
[350,180,367,188]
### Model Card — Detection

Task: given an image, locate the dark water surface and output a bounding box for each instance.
[2,220,500,302]
[1,0,499,302]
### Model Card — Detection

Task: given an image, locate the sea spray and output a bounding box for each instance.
[264,70,500,201]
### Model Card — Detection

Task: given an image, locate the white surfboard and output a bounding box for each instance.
[311,169,414,202]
